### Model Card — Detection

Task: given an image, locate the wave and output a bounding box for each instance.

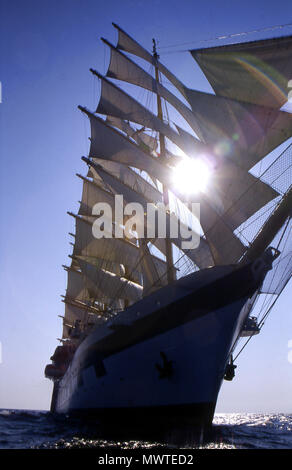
[0,411,291,449]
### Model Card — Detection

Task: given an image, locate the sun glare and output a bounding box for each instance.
[173,158,211,195]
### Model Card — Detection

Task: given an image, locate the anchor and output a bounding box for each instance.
[224,355,237,381]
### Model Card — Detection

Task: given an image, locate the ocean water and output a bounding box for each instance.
[0,410,291,449]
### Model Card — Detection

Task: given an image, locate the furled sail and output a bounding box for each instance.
[190,35,292,108]
[106,116,158,152]
[72,215,168,283]
[139,239,167,294]
[77,257,143,302]
[75,254,127,278]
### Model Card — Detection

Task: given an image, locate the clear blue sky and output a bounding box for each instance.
[0,0,291,412]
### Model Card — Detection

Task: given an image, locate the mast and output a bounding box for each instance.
[241,186,292,263]
[152,38,175,283]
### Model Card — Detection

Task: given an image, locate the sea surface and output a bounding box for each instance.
[0,410,291,450]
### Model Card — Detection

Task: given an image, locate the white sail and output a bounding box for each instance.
[175,124,211,157]
[198,198,247,265]
[89,159,163,204]
[84,112,268,267]
[62,303,87,338]
[75,254,142,286]
[77,257,143,302]
[106,116,158,152]
[95,75,205,156]
[104,41,202,137]
[65,268,90,302]
[90,161,151,208]
[73,216,168,281]
[83,113,250,265]
[88,79,279,235]
[139,239,167,294]
[190,35,292,108]
[81,109,173,184]
[79,164,171,266]
[43,26,292,425]
[91,159,214,268]
[70,28,291,320]
[63,303,86,325]
[203,161,279,230]
[184,89,292,169]
[78,175,115,216]
[113,23,189,100]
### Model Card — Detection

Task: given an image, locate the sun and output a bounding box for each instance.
[172,157,211,195]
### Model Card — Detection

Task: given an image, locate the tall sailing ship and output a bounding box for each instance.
[45,24,292,429]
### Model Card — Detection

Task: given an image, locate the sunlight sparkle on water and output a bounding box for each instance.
[173,158,211,194]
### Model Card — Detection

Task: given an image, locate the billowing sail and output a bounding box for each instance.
[65,268,90,302]
[103,39,202,137]
[203,161,279,230]
[113,22,189,100]
[190,35,292,108]
[184,89,292,169]
[94,73,205,156]
[89,159,163,204]
[78,175,115,216]
[198,198,246,265]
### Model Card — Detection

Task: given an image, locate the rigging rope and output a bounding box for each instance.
[233,217,291,361]
[157,22,292,54]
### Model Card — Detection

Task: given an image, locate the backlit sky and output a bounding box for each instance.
[0,0,291,413]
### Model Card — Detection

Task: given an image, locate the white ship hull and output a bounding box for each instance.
[52,262,263,429]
